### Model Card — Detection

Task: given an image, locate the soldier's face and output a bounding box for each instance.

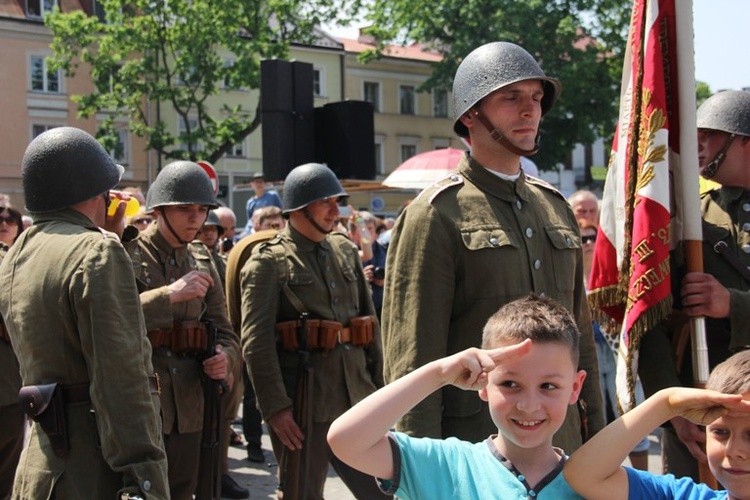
[197,224,220,248]
[477,80,543,152]
[305,197,340,232]
[158,205,210,245]
[699,129,750,187]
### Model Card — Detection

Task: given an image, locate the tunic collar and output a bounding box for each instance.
[285,223,332,252]
[142,222,190,267]
[32,207,102,230]
[717,185,749,204]
[457,154,533,203]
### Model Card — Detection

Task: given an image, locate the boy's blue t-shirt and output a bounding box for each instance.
[378,431,583,499]
[626,467,728,500]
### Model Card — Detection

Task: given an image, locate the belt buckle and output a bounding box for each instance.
[152,373,162,396]
[337,329,343,344]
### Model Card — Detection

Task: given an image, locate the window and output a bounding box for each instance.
[95,64,123,94]
[178,116,203,152]
[32,124,58,138]
[110,128,130,165]
[399,85,415,115]
[363,81,380,112]
[227,139,245,158]
[433,89,449,118]
[27,0,56,18]
[400,144,417,163]
[313,68,326,97]
[30,56,61,93]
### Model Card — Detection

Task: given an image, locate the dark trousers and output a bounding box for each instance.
[242,368,263,449]
[164,430,202,500]
[0,403,24,499]
[268,421,391,500]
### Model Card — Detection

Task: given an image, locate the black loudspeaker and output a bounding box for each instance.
[314,101,376,180]
[261,60,315,182]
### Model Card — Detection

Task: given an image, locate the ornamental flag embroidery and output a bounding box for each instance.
[588,0,701,411]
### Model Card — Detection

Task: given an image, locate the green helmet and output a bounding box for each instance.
[282,163,348,215]
[697,90,750,137]
[22,127,124,213]
[452,42,562,138]
[146,161,219,212]
[203,209,225,237]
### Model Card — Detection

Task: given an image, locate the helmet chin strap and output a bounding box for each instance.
[472,108,540,156]
[158,207,205,246]
[701,134,737,180]
[303,208,332,236]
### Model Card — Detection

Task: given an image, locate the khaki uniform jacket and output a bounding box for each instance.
[126,223,239,435]
[640,187,750,395]
[0,209,168,499]
[0,244,21,410]
[382,155,604,452]
[241,224,383,423]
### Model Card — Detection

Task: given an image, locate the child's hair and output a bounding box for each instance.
[706,350,750,394]
[482,294,580,364]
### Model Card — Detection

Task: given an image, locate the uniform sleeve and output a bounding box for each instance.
[72,238,169,498]
[198,247,240,373]
[729,289,750,350]
[382,203,457,438]
[241,249,292,419]
[571,249,605,440]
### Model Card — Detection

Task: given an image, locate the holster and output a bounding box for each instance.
[18,383,70,457]
[276,319,320,351]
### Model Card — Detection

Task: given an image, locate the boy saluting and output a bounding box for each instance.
[329,294,587,499]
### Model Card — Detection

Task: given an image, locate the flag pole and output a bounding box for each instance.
[674,0,714,488]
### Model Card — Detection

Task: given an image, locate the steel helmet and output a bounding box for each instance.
[697,90,750,137]
[203,209,225,237]
[282,163,348,215]
[452,42,562,137]
[22,127,124,213]
[146,161,219,212]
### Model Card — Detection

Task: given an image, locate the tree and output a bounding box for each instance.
[45,0,355,166]
[696,81,712,108]
[361,0,631,171]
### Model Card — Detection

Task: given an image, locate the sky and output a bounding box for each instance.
[324,0,750,93]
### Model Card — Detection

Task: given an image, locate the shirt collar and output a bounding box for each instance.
[286,223,332,252]
[143,222,190,266]
[457,154,532,203]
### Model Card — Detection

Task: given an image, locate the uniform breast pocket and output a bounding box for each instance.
[544,225,580,292]
[287,266,315,293]
[460,227,523,298]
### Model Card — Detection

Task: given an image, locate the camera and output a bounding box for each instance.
[221,238,234,252]
[373,267,386,280]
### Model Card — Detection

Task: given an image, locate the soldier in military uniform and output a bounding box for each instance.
[638,90,750,480]
[381,41,604,452]
[197,209,228,287]
[0,127,168,499]
[125,161,243,499]
[241,163,385,499]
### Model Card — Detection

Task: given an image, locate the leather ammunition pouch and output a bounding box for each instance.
[276,315,376,352]
[147,320,208,355]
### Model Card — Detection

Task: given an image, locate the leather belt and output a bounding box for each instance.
[338,328,352,344]
[63,375,161,404]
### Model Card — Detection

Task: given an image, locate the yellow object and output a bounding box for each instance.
[699,177,720,194]
[107,197,140,217]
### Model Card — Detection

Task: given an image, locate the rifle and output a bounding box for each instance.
[195,319,226,500]
[279,313,314,499]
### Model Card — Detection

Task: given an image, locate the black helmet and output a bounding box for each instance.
[203,209,225,237]
[697,90,750,138]
[146,161,219,212]
[452,42,562,137]
[22,127,124,213]
[282,163,348,215]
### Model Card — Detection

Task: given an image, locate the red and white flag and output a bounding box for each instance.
[588,0,702,411]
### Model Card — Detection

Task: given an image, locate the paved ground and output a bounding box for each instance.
[226,416,665,499]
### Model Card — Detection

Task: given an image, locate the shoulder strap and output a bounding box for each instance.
[225,229,279,332]
[702,220,750,285]
[268,244,309,315]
